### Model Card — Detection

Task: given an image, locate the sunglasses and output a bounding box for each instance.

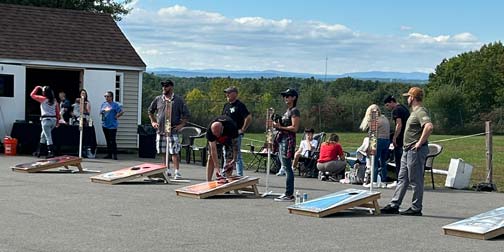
[104,95,111,97]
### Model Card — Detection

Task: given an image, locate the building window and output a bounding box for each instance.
[115,73,123,103]
[0,74,14,97]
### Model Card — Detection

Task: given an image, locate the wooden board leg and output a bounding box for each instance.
[76,163,83,172]
[252,184,259,196]
[373,200,380,215]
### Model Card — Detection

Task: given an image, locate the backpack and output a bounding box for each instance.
[349,161,366,184]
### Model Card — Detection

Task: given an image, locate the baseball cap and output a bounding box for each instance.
[402,87,423,99]
[280,88,298,97]
[161,80,174,87]
[224,86,238,93]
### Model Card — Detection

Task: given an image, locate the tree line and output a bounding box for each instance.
[143,42,504,135]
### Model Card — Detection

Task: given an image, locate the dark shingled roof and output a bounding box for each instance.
[0,3,146,68]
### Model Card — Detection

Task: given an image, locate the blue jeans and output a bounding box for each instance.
[235,134,244,176]
[222,134,244,176]
[40,118,56,145]
[373,138,390,182]
[279,137,294,196]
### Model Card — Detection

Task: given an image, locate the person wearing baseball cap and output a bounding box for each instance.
[381,87,433,216]
[222,86,252,177]
[273,88,300,202]
[148,79,191,180]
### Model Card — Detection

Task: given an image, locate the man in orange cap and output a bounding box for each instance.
[381,87,433,216]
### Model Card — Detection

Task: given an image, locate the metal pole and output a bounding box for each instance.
[485,121,493,184]
[78,95,84,158]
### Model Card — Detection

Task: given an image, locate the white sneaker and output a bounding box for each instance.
[363,182,379,188]
[173,170,182,180]
[276,169,286,176]
[387,181,398,189]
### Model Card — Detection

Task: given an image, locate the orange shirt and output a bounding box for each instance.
[317,142,344,163]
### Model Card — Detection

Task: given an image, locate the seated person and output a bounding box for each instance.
[205,115,239,182]
[71,98,81,124]
[291,128,318,172]
[316,133,346,181]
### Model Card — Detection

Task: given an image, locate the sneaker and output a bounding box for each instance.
[400,207,422,216]
[386,181,398,189]
[173,170,182,180]
[276,169,286,176]
[363,182,379,188]
[381,204,399,214]
[165,168,172,178]
[274,194,294,202]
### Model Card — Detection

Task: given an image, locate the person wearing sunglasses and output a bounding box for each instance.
[100,91,124,160]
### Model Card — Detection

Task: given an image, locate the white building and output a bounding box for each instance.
[0,3,146,149]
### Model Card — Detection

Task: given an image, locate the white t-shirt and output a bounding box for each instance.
[299,139,318,157]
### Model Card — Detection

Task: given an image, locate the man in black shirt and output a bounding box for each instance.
[205,115,239,182]
[222,86,252,176]
[384,95,410,187]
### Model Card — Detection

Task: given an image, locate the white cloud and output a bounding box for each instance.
[400,25,413,31]
[120,5,483,74]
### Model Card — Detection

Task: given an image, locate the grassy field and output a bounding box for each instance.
[195,132,502,191]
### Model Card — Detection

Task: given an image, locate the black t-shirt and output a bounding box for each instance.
[393,104,410,147]
[222,99,250,129]
[206,115,239,145]
[281,107,300,127]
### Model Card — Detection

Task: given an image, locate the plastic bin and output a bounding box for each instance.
[4,136,18,156]
[138,125,156,158]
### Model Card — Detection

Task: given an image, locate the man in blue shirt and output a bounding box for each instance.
[100,91,124,160]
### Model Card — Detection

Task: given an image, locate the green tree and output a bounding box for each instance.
[0,0,132,21]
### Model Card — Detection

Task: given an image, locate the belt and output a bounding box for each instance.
[41,115,57,118]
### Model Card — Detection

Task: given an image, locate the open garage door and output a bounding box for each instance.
[83,69,115,146]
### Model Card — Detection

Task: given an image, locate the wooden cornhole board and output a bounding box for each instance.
[287,188,381,218]
[12,155,83,173]
[442,206,504,240]
[90,163,167,185]
[176,176,260,199]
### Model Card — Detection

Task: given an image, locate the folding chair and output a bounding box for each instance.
[247,142,280,174]
[424,143,443,189]
[178,127,202,163]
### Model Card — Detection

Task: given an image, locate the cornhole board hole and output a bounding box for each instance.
[287,188,381,218]
[90,163,167,185]
[442,206,504,240]
[176,176,260,199]
[12,155,83,173]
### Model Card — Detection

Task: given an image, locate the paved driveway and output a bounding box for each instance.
[0,155,502,252]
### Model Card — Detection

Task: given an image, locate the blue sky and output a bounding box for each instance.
[120,0,503,74]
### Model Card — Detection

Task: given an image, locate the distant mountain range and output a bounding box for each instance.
[147,68,429,83]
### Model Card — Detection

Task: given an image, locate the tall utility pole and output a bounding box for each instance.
[324,56,328,82]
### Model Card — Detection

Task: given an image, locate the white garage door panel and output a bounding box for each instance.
[0,64,26,140]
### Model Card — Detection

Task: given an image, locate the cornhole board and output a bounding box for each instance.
[175,176,260,199]
[442,206,504,240]
[12,155,83,173]
[90,163,167,185]
[287,188,381,218]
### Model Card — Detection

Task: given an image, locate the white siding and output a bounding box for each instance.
[116,71,141,149]
[0,64,25,140]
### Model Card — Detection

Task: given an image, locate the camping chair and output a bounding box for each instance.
[424,143,443,189]
[298,132,326,177]
[247,142,280,174]
[178,126,204,164]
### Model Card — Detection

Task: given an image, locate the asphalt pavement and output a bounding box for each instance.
[0,154,502,252]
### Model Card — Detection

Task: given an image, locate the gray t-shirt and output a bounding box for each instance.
[404,106,431,149]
